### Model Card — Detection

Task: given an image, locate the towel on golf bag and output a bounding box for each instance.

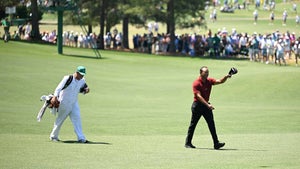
[37,94,58,122]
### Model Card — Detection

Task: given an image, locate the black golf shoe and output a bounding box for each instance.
[185,143,196,148]
[214,142,225,150]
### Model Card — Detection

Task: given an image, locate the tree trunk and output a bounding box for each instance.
[31,0,40,40]
[88,24,92,34]
[167,0,176,53]
[122,16,129,49]
[105,22,111,35]
[98,0,106,49]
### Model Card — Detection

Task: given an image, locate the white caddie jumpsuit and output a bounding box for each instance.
[50,75,87,141]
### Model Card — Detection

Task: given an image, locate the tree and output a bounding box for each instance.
[30,0,40,40]
[98,0,107,49]
[119,0,161,49]
[97,0,120,49]
[157,0,206,52]
[0,0,19,19]
[119,2,131,49]
[121,0,205,52]
[166,0,175,53]
[65,0,100,33]
[64,0,120,49]
[0,0,42,40]
[1,0,206,51]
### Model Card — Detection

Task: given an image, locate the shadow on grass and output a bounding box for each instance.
[196,147,267,151]
[9,40,104,59]
[61,140,111,145]
[196,147,238,151]
[151,52,249,61]
[62,53,104,60]
[259,166,272,168]
[11,40,248,61]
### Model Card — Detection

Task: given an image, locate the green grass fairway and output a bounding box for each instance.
[0,41,300,169]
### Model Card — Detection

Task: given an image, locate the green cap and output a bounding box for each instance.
[77,66,86,76]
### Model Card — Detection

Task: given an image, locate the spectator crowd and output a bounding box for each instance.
[130,28,300,66]
[3,23,300,66]
[2,0,300,65]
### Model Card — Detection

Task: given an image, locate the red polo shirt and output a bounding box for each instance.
[193,77,216,102]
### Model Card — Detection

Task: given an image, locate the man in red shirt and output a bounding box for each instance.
[185,66,231,149]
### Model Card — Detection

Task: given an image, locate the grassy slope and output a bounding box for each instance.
[0,41,299,169]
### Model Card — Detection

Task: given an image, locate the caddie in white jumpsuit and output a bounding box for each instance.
[50,66,90,143]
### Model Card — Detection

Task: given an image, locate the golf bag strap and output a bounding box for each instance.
[62,75,73,90]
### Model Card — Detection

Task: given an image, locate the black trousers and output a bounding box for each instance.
[185,101,219,145]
